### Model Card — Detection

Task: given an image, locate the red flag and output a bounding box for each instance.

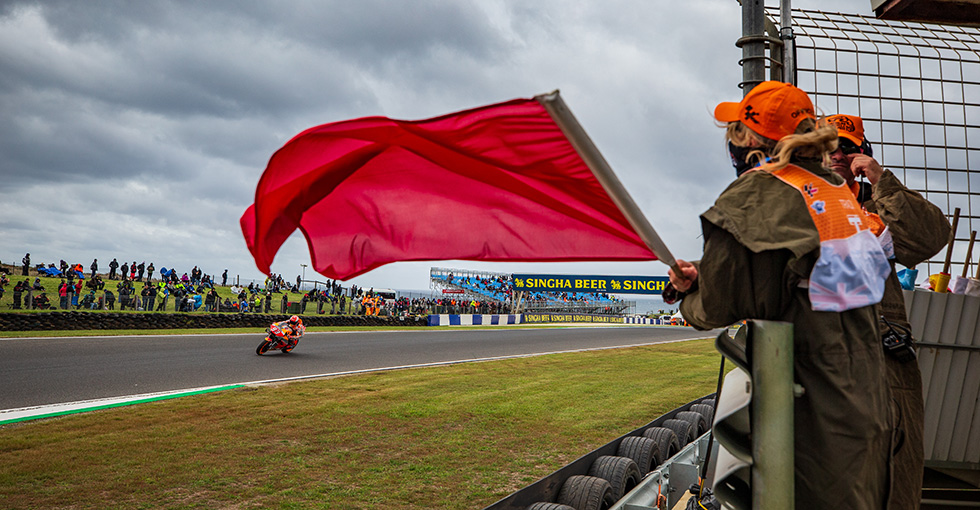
[241,95,658,280]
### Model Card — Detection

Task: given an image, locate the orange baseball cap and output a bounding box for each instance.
[826,114,865,146]
[714,81,816,141]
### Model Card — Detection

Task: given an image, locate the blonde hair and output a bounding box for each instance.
[726,117,839,172]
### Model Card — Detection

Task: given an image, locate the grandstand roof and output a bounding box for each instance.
[871,0,980,26]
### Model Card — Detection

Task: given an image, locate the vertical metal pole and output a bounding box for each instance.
[750,320,795,509]
[742,0,767,94]
[780,0,797,85]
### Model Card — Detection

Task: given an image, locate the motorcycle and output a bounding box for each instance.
[255,322,301,355]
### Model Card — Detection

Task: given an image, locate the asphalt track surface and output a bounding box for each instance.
[0,326,714,411]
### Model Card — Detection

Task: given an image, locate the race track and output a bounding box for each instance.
[0,326,714,411]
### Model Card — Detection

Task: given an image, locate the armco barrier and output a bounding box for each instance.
[426,314,520,326]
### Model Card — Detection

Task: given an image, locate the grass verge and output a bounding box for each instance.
[0,338,719,509]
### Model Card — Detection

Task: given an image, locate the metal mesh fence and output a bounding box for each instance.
[779,8,980,279]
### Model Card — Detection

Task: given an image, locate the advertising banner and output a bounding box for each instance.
[521,314,622,324]
[512,274,669,295]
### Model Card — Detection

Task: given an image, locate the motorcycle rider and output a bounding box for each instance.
[274,315,305,348]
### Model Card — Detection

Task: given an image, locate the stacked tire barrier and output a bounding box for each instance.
[484,395,716,510]
[0,311,428,331]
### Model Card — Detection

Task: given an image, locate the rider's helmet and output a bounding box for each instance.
[289,315,301,325]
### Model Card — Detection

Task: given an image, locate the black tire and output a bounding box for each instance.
[617,436,661,475]
[662,418,696,446]
[527,503,576,510]
[588,455,641,501]
[643,426,681,461]
[676,411,709,436]
[689,403,715,426]
[701,398,716,408]
[556,475,616,510]
[255,339,272,355]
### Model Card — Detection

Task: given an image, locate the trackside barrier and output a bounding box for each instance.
[624,317,655,324]
[426,314,521,326]
[623,317,680,325]
[610,432,714,510]
[609,323,795,510]
[481,395,716,510]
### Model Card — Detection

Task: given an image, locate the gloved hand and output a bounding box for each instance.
[897,268,918,291]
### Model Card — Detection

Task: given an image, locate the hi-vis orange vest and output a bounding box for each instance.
[770,164,891,312]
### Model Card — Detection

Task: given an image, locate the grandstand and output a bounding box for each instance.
[429,267,635,315]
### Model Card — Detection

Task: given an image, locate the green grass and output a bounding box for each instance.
[0,338,720,509]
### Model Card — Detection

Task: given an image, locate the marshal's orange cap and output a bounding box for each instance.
[826,114,865,146]
[714,81,816,141]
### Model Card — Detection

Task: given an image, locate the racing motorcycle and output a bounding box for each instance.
[255,322,301,355]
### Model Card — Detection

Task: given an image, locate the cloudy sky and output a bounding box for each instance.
[1,0,865,292]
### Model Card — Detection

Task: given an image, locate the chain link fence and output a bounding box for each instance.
[781,8,980,279]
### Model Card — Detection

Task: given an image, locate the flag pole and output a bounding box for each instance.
[536,90,680,274]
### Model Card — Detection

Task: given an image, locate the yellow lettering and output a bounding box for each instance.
[624,280,633,290]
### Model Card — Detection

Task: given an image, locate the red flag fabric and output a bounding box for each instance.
[241,96,657,280]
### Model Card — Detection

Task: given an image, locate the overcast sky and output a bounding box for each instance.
[0,0,867,291]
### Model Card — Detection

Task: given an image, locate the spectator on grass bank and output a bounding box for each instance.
[205,288,218,312]
[59,279,69,309]
[65,279,75,309]
[12,281,24,309]
[82,291,96,310]
[145,283,156,311]
[146,262,155,282]
[118,283,130,311]
[156,284,168,311]
[120,262,129,281]
[109,258,119,280]
[130,261,137,281]
[33,293,50,309]
[72,279,82,309]
[222,269,228,286]
[24,281,33,310]
[22,253,30,276]
[90,259,98,278]
[104,289,115,310]
[141,284,152,311]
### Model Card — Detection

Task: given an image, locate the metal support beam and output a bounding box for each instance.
[740,0,768,93]
[750,320,795,508]
[780,0,797,85]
